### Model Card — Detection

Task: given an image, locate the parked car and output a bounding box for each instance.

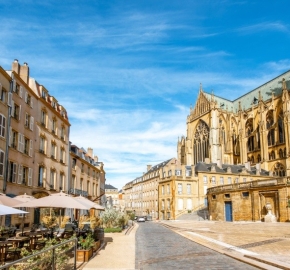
[137,217,145,222]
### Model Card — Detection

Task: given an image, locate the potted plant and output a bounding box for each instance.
[76,233,95,262]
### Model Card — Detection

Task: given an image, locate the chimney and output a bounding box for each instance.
[217,159,222,169]
[147,165,152,171]
[256,163,261,174]
[12,59,20,74]
[87,147,93,158]
[244,162,251,171]
[20,62,29,84]
[94,155,98,162]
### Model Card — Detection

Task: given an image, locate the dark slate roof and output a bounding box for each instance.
[194,162,270,176]
[146,158,173,174]
[105,184,118,190]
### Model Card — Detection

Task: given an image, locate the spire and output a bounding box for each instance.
[199,83,203,93]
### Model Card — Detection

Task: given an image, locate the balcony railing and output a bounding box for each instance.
[69,188,88,197]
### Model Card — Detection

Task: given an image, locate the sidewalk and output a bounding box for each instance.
[81,224,138,270]
[159,220,290,270]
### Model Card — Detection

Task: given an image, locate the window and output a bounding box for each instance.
[12,103,21,120]
[41,110,46,127]
[87,167,90,176]
[51,143,56,159]
[211,176,216,185]
[228,177,232,184]
[0,150,4,176]
[242,192,249,198]
[50,170,55,189]
[178,183,182,194]
[161,185,164,195]
[167,184,170,194]
[0,114,6,138]
[225,193,230,198]
[60,148,65,163]
[39,137,46,154]
[80,178,83,190]
[24,137,29,155]
[8,161,17,183]
[22,166,28,185]
[25,93,32,107]
[185,169,192,177]
[235,177,239,184]
[61,126,65,140]
[72,158,76,169]
[212,194,216,200]
[81,164,84,173]
[41,90,47,99]
[203,175,207,184]
[38,166,44,187]
[0,85,6,102]
[92,170,95,178]
[243,178,246,183]
[60,173,64,190]
[87,181,90,193]
[71,175,76,189]
[52,119,56,134]
[187,184,191,194]
[168,170,172,177]
[178,198,183,210]
[11,130,17,149]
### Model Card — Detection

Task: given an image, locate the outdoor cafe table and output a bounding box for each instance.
[7,236,30,248]
[28,232,46,249]
[0,241,10,264]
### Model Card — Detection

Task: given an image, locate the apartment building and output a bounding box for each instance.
[0,67,10,193]
[0,59,106,227]
[70,145,105,216]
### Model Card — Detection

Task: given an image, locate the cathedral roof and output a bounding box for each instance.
[203,70,290,112]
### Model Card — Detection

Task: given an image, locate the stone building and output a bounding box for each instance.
[0,60,106,227]
[103,184,119,210]
[177,71,290,222]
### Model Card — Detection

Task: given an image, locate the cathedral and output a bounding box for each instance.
[177,71,290,222]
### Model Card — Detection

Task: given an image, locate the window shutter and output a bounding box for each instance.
[9,127,12,146]
[28,168,32,186]
[18,165,22,184]
[8,93,12,107]
[18,105,21,120]
[12,163,17,183]
[19,86,23,98]
[17,133,21,151]
[30,116,34,131]
[24,92,27,103]
[21,134,24,153]
[0,150,4,177]
[48,119,52,131]
[11,101,15,117]
[12,80,16,92]
[29,139,33,157]
[31,99,33,108]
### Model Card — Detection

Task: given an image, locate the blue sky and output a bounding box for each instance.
[1,0,290,189]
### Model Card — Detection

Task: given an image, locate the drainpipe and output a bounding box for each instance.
[3,74,14,193]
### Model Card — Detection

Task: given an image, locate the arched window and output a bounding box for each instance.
[193,120,210,164]
[266,111,275,146]
[279,149,283,158]
[273,162,285,177]
[245,119,254,151]
[278,111,285,143]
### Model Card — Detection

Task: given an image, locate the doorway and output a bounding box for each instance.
[225,201,233,221]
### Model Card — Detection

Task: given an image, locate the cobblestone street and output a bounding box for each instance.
[135,222,257,270]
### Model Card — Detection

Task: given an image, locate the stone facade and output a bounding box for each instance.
[176,71,290,222]
[0,60,106,227]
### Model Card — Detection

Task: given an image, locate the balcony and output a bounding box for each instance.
[39,149,45,154]
[69,188,88,197]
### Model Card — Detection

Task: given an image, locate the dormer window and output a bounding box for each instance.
[42,90,47,99]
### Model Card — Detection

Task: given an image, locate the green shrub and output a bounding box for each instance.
[104,227,122,233]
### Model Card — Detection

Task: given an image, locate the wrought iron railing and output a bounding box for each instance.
[0,237,78,270]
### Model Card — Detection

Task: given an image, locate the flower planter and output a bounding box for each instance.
[76,248,93,262]
[93,240,101,252]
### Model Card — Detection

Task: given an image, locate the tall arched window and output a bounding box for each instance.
[193,120,210,164]
[266,110,275,146]
[245,119,254,152]
[278,111,285,144]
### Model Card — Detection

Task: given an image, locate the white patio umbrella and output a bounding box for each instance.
[0,193,21,207]
[15,191,90,210]
[0,205,28,216]
[74,195,105,211]
[14,193,35,235]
